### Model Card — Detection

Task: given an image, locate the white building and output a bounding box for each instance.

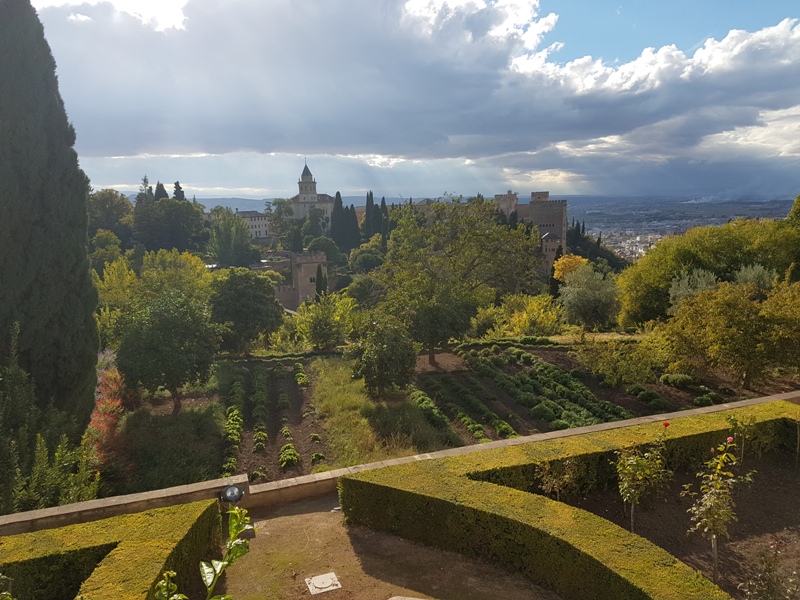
[237,210,269,239]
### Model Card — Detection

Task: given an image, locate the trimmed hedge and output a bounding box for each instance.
[340,401,799,600]
[0,500,220,600]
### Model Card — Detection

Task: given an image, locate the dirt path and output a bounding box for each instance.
[222,493,563,600]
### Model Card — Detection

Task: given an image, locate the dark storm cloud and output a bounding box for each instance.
[36,1,800,195]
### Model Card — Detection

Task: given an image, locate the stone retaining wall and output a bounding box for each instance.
[2,390,797,537]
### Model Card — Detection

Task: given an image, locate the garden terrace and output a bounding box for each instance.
[339,397,800,600]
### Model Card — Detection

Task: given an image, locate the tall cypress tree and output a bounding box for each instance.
[330,191,345,250]
[347,204,361,251]
[0,0,98,424]
[361,191,374,241]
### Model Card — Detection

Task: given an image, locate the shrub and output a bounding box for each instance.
[311,452,326,464]
[310,433,322,442]
[637,391,660,404]
[626,384,646,397]
[279,426,292,439]
[530,402,556,422]
[693,395,714,407]
[659,373,693,388]
[648,397,672,412]
[279,444,300,468]
[277,393,290,410]
[550,419,569,431]
[252,431,268,452]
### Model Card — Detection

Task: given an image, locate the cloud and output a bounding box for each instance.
[32,1,800,197]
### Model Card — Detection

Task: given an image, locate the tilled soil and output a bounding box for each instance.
[568,453,800,598]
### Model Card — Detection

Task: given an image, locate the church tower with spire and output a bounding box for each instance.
[298,161,318,204]
[288,161,335,225]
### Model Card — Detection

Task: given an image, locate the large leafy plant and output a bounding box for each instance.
[155,507,255,600]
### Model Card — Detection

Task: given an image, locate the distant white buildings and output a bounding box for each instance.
[237,210,269,239]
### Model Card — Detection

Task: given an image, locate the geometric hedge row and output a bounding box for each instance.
[339,400,800,600]
[0,499,220,600]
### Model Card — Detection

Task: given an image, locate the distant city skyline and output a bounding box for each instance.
[31,0,800,199]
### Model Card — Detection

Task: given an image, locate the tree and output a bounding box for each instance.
[346,315,417,396]
[205,207,260,268]
[133,180,205,252]
[682,437,755,584]
[288,225,304,253]
[210,268,284,353]
[307,236,341,266]
[573,338,659,386]
[668,268,718,314]
[88,188,134,246]
[153,181,169,200]
[655,282,777,388]
[294,293,356,351]
[330,191,346,251]
[787,194,800,226]
[617,218,800,326]
[615,423,672,533]
[553,254,590,282]
[172,181,185,201]
[116,292,220,414]
[349,237,385,274]
[139,249,212,304]
[345,204,361,252]
[301,206,325,240]
[0,0,99,424]
[381,199,543,299]
[477,293,562,339]
[559,264,619,331]
[265,198,294,242]
[314,264,328,299]
[361,191,375,241]
[90,229,122,277]
[345,275,388,309]
[390,277,478,364]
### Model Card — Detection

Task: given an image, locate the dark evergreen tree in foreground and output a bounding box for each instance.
[0,0,98,424]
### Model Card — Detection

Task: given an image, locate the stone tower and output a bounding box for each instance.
[298,161,318,204]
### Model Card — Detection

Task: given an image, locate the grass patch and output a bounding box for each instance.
[115,403,225,494]
[309,358,449,466]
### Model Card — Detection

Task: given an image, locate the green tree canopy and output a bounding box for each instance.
[346,314,417,396]
[294,293,356,351]
[345,275,388,309]
[307,236,341,266]
[205,207,260,268]
[384,274,478,364]
[90,229,122,278]
[380,199,543,300]
[654,282,780,388]
[617,218,800,326]
[209,268,284,353]
[133,178,206,252]
[559,264,619,331]
[0,0,99,423]
[88,188,134,247]
[116,292,220,413]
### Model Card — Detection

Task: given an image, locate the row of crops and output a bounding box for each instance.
[417,345,633,438]
[219,361,324,476]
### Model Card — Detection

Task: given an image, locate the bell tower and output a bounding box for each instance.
[298,161,317,204]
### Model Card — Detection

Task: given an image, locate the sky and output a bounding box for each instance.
[30,0,800,200]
